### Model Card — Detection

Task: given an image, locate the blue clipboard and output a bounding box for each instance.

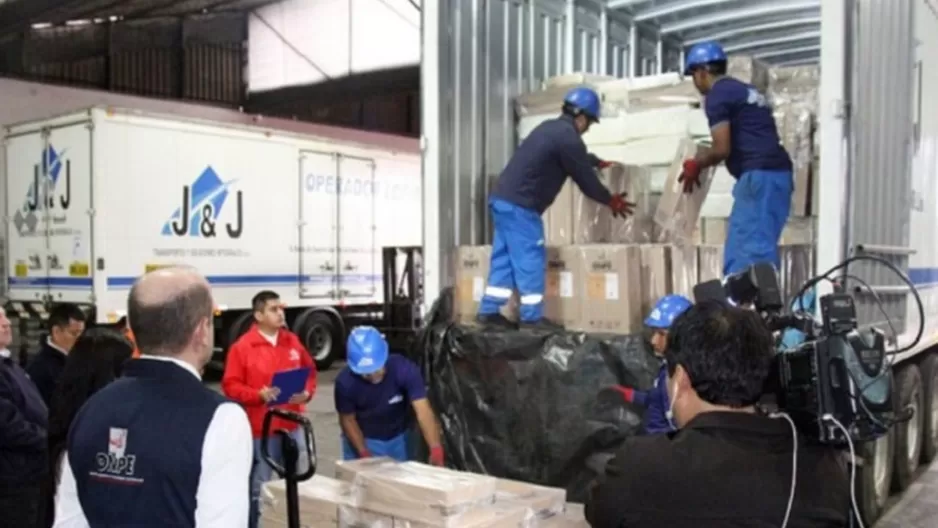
[269,367,311,406]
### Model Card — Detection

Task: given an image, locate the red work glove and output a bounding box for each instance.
[358,448,372,459]
[429,445,445,466]
[608,192,636,219]
[612,385,636,403]
[678,159,702,194]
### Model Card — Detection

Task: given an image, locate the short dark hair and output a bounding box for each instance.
[48,303,85,330]
[48,328,134,478]
[664,300,774,407]
[127,283,213,356]
[706,60,727,76]
[252,290,280,312]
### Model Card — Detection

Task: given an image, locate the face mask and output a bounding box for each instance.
[666,381,680,430]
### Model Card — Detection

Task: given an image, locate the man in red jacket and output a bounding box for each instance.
[222,290,317,528]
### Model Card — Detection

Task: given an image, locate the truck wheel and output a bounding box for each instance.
[226,311,254,351]
[295,311,342,371]
[920,354,938,463]
[892,364,924,491]
[855,428,894,525]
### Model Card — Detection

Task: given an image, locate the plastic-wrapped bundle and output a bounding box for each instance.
[410,290,658,503]
[573,164,655,244]
[653,138,715,246]
[769,65,820,217]
[727,54,771,93]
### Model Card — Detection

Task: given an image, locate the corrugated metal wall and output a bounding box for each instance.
[433,0,671,252]
[0,13,246,107]
[847,0,916,332]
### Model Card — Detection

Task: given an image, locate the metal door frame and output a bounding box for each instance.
[335,153,377,300]
[297,149,340,300]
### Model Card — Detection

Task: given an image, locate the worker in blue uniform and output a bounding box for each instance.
[677,41,794,278]
[612,294,693,434]
[334,326,444,465]
[477,87,636,329]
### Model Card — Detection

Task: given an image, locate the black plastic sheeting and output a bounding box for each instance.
[409,289,660,503]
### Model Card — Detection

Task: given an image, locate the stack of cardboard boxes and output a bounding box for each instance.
[260,457,586,528]
[453,56,818,333]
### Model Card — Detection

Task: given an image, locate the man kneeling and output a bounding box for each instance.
[586,301,849,527]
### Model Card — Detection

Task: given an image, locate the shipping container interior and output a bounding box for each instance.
[424,2,938,520]
[422,0,937,353]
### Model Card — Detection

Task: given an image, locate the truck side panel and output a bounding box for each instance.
[92,110,421,323]
[845,0,917,344]
[4,122,94,306]
[906,0,938,350]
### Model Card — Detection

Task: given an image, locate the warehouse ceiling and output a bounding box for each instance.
[610,0,822,65]
[0,0,278,37]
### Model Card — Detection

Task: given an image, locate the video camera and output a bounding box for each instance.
[693,257,923,447]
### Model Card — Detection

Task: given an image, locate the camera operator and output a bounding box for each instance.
[585,300,850,527]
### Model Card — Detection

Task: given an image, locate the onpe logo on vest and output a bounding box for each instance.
[289,348,300,361]
[91,427,144,484]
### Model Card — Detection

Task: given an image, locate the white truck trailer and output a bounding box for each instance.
[2,106,423,370]
[421,0,938,524]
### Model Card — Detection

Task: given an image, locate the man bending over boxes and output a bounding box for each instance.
[613,295,692,434]
[678,41,794,278]
[334,326,445,465]
[477,87,636,330]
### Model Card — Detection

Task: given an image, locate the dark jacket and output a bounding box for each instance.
[0,353,49,490]
[491,115,612,214]
[585,411,849,527]
[26,339,67,408]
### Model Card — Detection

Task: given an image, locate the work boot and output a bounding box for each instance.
[519,318,565,332]
[475,313,517,329]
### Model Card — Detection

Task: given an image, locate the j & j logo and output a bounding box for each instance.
[162,166,243,239]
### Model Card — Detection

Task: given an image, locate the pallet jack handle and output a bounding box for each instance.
[261,408,317,528]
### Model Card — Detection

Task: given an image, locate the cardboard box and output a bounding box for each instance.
[571,245,643,333]
[452,246,519,323]
[337,503,532,528]
[639,244,699,316]
[544,181,576,245]
[261,476,354,528]
[540,503,589,527]
[544,246,581,328]
[334,459,499,527]
[494,477,566,518]
[573,164,655,244]
[653,138,715,246]
[697,245,724,283]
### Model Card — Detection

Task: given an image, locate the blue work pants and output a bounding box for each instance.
[724,170,794,277]
[477,198,546,322]
[341,432,411,462]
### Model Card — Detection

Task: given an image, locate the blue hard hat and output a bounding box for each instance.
[346,326,389,375]
[645,295,693,329]
[683,41,727,75]
[563,87,601,122]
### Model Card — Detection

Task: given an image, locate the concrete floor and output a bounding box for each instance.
[875,459,938,528]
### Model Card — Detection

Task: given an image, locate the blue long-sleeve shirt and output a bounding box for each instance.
[631,361,674,435]
[491,115,613,214]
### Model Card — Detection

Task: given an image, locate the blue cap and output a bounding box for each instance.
[684,41,727,75]
[645,295,693,329]
[563,87,601,122]
[346,326,389,375]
